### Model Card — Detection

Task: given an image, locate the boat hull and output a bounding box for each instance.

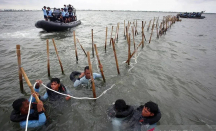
[179,16,205,19]
[35,20,81,32]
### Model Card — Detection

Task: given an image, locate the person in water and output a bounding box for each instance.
[42,6,48,21]
[10,96,46,128]
[72,65,103,88]
[107,99,135,131]
[129,101,161,131]
[35,78,71,101]
[108,100,161,131]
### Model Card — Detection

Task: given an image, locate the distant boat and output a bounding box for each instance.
[177,11,205,19]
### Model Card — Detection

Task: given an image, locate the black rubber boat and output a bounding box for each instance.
[35,20,81,32]
[177,11,205,19]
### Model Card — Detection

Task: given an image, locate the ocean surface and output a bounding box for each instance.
[0,11,216,131]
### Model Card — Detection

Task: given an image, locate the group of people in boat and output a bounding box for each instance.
[10,65,161,130]
[178,12,203,18]
[42,4,76,23]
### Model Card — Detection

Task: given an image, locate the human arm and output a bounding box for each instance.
[73,72,85,88]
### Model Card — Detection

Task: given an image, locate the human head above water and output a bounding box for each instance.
[142,101,158,117]
[114,99,128,112]
[50,78,60,91]
[12,98,29,115]
[84,66,91,79]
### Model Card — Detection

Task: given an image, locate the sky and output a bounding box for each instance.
[0,0,215,13]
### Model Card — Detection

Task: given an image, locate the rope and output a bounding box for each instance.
[25,83,37,131]
[41,83,116,100]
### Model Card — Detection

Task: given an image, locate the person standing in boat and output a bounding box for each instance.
[64,5,68,12]
[42,6,48,21]
[65,10,69,23]
[68,4,73,22]
[60,8,66,23]
[47,7,53,21]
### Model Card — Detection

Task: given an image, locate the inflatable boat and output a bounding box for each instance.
[35,20,81,32]
[177,11,205,19]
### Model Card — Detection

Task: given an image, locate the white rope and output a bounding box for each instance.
[25,83,37,131]
[41,83,116,100]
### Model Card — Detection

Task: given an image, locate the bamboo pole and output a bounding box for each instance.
[20,67,40,102]
[94,44,106,82]
[114,26,118,42]
[87,52,96,98]
[105,27,108,52]
[52,39,64,74]
[16,45,24,92]
[128,33,131,65]
[20,67,47,114]
[46,40,50,77]
[77,38,87,57]
[73,31,78,62]
[111,38,120,74]
[142,21,144,48]
[117,23,119,40]
[147,20,152,31]
[110,26,114,45]
[132,26,135,50]
[124,20,125,36]
[91,29,94,57]
[149,24,155,43]
[135,20,138,36]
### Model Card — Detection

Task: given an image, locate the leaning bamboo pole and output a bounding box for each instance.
[147,20,152,31]
[77,38,87,57]
[46,40,50,77]
[111,38,120,74]
[87,52,96,98]
[52,39,64,74]
[94,44,106,82]
[73,31,78,62]
[125,41,142,63]
[16,45,24,92]
[20,67,40,102]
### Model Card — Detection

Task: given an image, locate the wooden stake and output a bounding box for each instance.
[77,38,87,57]
[73,31,78,62]
[124,20,125,36]
[94,44,106,82]
[91,29,94,57]
[46,40,50,77]
[132,26,135,50]
[128,33,131,65]
[52,39,64,74]
[111,38,120,74]
[105,27,108,52]
[149,24,155,43]
[147,20,152,31]
[142,21,144,48]
[87,52,96,98]
[16,45,24,92]
[110,26,114,45]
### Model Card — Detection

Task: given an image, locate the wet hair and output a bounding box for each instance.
[144,101,158,115]
[51,78,60,84]
[114,99,127,111]
[12,98,27,111]
[84,66,89,72]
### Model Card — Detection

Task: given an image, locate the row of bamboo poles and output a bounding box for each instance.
[16,15,181,98]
